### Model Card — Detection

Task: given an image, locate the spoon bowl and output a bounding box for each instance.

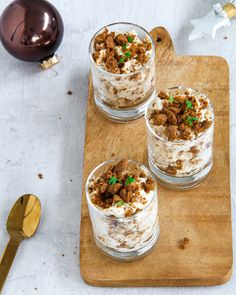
[7,194,41,239]
[0,194,41,292]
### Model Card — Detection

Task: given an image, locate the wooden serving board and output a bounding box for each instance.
[80,27,232,287]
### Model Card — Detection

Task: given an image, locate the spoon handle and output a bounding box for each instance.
[0,238,21,292]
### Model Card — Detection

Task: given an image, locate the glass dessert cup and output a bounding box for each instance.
[89,22,156,123]
[85,159,160,262]
[145,86,214,190]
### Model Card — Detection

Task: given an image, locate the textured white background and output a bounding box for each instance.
[0,0,235,294]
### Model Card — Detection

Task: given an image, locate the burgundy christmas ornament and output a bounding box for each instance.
[0,0,64,69]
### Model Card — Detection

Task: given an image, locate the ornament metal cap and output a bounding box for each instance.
[223,2,236,19]
[40,55,60,70]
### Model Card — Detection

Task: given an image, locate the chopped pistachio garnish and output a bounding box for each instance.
[118,57,125,64]
[109,176,119,185]
[127,36,134,43]
[169,95,175,103]
[125,51,131,58]
[186,116,198,126]
[125,176,135,185]
[116,200,125,207]
[186,100,193,109]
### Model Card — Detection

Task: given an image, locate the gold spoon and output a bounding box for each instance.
[0,194,41,292]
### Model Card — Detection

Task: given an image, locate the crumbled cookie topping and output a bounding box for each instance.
[92,28,152,74]
[88,160,156,216]
[147,89,213,141]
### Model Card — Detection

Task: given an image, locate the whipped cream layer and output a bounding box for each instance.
[146,88,214,177]
[86,160,159,252]
[91,28,155,109]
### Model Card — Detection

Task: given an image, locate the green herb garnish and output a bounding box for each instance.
[186,100,193,109]
[125,176,135,186]
[109,176,119,185]
[186,116,198,126]
[123,44,128,50]
[125,51,131,58]
[116,200,125,207]
[127,36,134,43]
[118,57,125,64]
[169,95,175,103]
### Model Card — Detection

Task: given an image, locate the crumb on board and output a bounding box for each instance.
[67,90,73,95]
[111,153,115,157]
[178,237,190,249]
[224,36,228,40]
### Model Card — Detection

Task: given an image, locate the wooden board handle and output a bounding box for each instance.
[150,27,175,59]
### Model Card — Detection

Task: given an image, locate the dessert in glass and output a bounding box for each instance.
[89,22,156,122]
[145,87,214,190]
[85,159,160,261]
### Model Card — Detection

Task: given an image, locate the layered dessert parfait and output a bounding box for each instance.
[85,159,159,261]
[89,22,156,122]
[146,87,214,190]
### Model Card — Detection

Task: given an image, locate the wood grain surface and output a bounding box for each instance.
[80,27,232,287]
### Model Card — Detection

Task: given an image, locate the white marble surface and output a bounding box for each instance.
[0,0,235,294]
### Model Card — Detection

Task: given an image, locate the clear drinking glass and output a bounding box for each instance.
[89,22,156,123]
[85,159,160,261]
[145,87,214,190]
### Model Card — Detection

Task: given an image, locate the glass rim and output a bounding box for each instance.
[88,21,155,77]
[145,86,215,143]
[85,158,157,220]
